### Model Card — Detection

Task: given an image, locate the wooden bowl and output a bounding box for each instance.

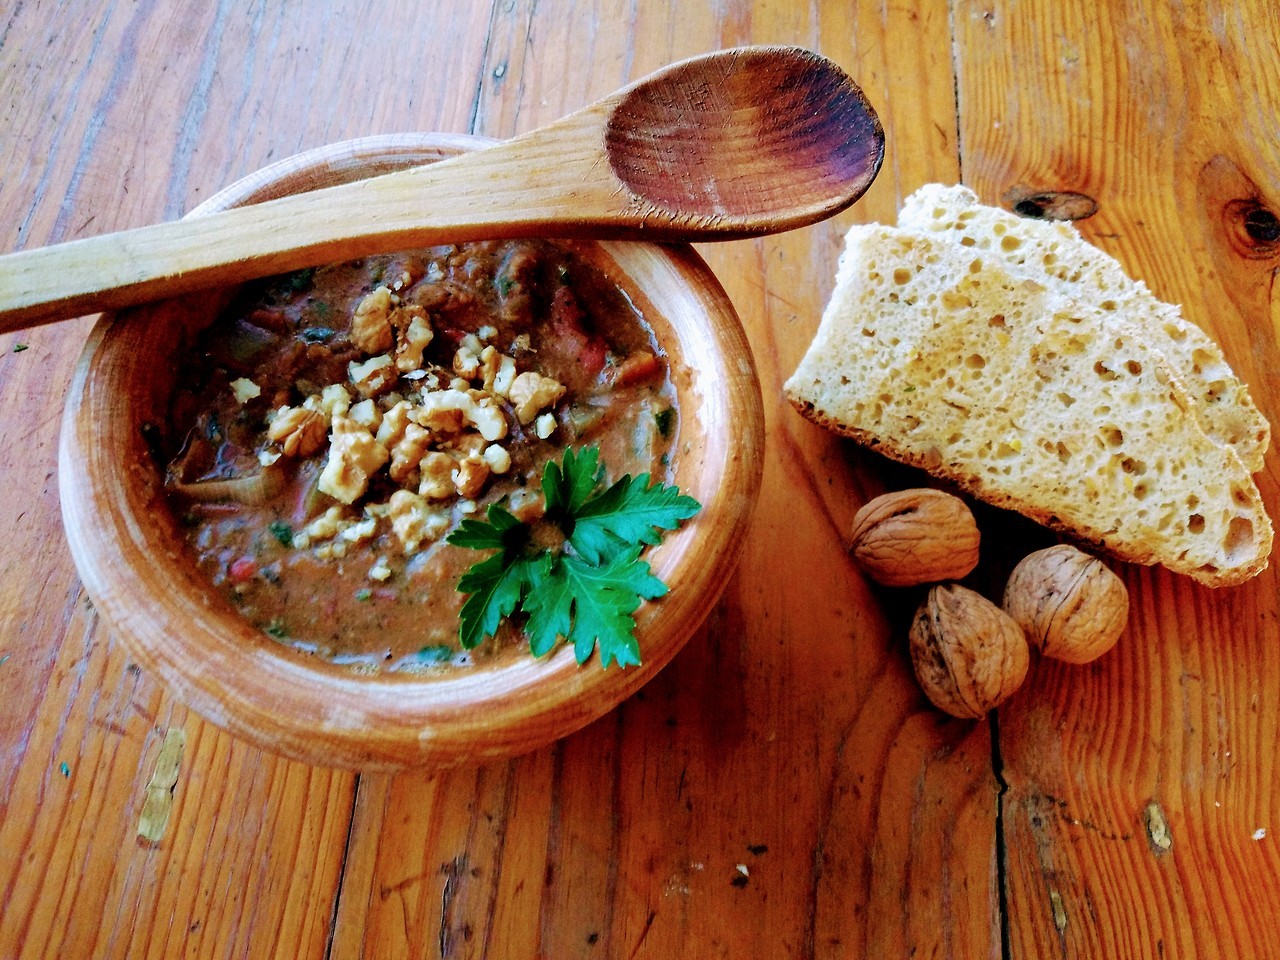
[59,134,764,770]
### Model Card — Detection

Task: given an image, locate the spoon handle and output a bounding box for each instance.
[0,46,884,332]
[0,109,625,334]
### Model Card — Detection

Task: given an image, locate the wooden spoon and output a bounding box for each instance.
[0,45,883,332]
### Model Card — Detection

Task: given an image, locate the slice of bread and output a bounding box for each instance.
[784,225,1272,586]
[898,183,1270,471]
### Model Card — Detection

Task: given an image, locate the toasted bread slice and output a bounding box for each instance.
[784,226,1272,586]
[898,183,1270,471]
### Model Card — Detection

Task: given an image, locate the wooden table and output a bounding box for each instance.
[2,2,1278,957]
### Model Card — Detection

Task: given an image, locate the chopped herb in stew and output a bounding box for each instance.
[162,239,679,672]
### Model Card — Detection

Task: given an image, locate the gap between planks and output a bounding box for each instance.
[327,773,394,960]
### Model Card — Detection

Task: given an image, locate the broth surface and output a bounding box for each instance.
[163,239,678,671]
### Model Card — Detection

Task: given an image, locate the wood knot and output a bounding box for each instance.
[1002,187,1098,222]
[1223,198,1280,259]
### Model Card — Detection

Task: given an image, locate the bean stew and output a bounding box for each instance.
[162,239,679,672]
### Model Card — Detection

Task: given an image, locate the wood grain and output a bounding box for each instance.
[954,2,1280,957]
[2,1,1278,959]
[0,1,479,954]
[333,1,999,957]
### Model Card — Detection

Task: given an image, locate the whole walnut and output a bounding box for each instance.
[909,583,1029,719]
[849,489,980,587]
[1003,544,1128,664]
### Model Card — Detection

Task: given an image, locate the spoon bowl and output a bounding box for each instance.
[606,46,883,223]
[0,45,883,331]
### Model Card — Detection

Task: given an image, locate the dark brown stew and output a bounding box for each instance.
[162,239,678,672]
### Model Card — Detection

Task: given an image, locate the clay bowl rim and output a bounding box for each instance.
[58,132,765,771]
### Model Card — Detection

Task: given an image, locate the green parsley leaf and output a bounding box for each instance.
[543,445,604,516]
[450,503,525,550]
[447,445,700,667]
[415,645,453,664]
[13,343,28,353]
[456,552,534,650]
[284,268,315,292]
[563,549,666,667]
[521,553,567,657]
[570,472,700,564]
[268,520,293,547]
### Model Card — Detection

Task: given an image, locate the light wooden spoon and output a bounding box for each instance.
[0,45,883,332]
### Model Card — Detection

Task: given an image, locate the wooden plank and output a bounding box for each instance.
[0,1,498,956]
[0,600,357,959]
[953,1,1280,956]
[11,1,1276,958]
[332,2,1001,958]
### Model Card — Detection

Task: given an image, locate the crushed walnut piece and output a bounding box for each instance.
[318,416,389,504]
[268,406,327,458]
[259,275,574,558]
[351,287,394,353]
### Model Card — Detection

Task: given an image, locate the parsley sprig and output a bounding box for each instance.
[447,446,700,668]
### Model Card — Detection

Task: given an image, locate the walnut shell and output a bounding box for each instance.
[909,584,1029,719]
[849,489,980,587]
[1003,544,1128,664]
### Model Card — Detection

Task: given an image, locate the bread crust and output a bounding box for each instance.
[785,218,1273,588]
[788,396,1267,586]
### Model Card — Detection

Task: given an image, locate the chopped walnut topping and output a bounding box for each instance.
[230,378,261,404]
[412,389,508,442]
[387,490,450,553]
[534,412,557,440]
[305,383,352,419]
[453,334,483,380]
[483,444,511,474]
[452,432,488,461]
[509,371,566,424]
[419,451,455,500]
[339,516,378,543]
[394,310,434,372]
[349,354,397,398]
[347,398,382,430]
[303,505,350,543]
[352,287,394,354]
[258,262,632,562]
[389,423,431,485]
[268,406,327,458]
[479,345,517,397]
[453,458,490,499]
[318,416,389,504]
[412,389,467,434]
[376,400,414,448]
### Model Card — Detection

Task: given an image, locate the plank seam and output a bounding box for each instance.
[990,711,1013,960]
[323,773,366,960]
[947,0,964,183]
